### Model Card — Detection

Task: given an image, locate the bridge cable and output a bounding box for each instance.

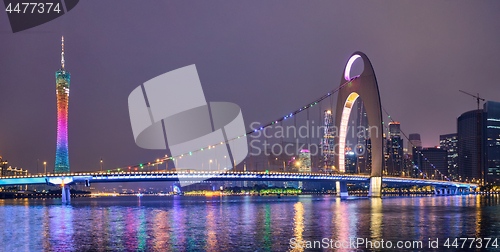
[381,106,450,181]
[104,78,357,173]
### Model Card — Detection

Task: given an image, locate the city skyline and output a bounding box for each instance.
[1,3,499,251]
[1,1,500,174]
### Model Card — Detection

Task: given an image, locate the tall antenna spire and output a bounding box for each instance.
[61,36,65,69]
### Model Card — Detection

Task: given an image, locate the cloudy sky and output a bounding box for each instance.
[1,1,499,173]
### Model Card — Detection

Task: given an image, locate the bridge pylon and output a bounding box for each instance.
[335,52,384,197]
[368,177,382,197]
[62,185,71,203]
[336,181,348,198]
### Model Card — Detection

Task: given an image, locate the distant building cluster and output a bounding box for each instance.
[381,100,500,184]
[219,99,500,187]
[0,156,30,191]
[0,156,29,177]
[319,99,500,185]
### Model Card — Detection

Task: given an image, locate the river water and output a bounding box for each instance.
[0,195,499,251]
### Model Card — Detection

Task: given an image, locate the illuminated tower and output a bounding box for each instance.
[55,36,70,173]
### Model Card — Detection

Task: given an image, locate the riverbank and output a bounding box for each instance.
[0,191,91,199]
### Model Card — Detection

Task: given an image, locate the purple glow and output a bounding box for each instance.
[344,54,361,81]
[300,149,310,153]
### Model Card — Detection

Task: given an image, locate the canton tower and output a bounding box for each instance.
[55,36,70,173]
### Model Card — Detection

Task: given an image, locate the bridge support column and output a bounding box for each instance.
[434,187,440,195]
[368,177,382,197]
[336,181,348,198]
[62,185,71,203]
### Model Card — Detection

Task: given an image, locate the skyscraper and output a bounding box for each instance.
[458,109,484,183]
[484,101,500,183]
[408,133,422,150]
[55,36,70,173]
[387,122,403,176]
[297,149,311,173]
[354,100,370,174]
[408,133,422,176]
[345,151,357,173]
[440,133,458,180]
[322,110,335,172]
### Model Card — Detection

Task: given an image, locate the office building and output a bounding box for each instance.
[440,133,459,180]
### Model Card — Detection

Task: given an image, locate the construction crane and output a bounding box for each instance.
[459,90,485,111]
[459,90,485,185]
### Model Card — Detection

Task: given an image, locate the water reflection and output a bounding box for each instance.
[49,205,74,251]
[0,195,498,251]
[290,202,304,252]
[370,198,382,240]
[151,209,170,250]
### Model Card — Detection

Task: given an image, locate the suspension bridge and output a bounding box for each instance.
[0,52,479,202]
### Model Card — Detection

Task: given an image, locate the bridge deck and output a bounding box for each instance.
[0,171,477,188]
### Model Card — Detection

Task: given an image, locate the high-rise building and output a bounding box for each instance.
[455,101,500,184]
[402,153,414,177]
[408,133,422,175]
[354,100,370,174]
[440,133,458,180]
[484,101,500,183]
[345,151,357,173]
[389,122,401,138]
[55,36,70,174]
[420,147,448,179]
[297,149,311,173]
[322,110,335,172]
[458,109,484,183]
[408,134,422,150]
[386,122,403,176]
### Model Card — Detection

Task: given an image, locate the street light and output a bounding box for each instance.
[43,162,47,175]
[100,157,103,172]
[210,159,212,171]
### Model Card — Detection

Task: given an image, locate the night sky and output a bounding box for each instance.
[1,1,500,174]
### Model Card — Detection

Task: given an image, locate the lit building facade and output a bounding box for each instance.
[345,151,357,173]
[322,110,335,172]
[0,157,8,176]
[408,133,422,176]
[440,133,458,180]
[55,36,70,174]
[354,99,370,174]
[387,122,403,176]
[297,149,311,173]
[484,101,500,183]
